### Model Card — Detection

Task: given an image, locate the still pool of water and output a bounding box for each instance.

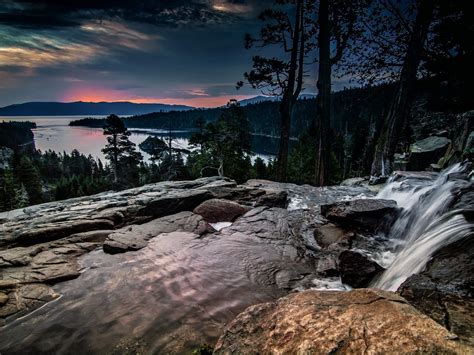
[0,116,192,163]
[0,116,276,162]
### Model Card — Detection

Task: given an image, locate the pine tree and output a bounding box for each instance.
[102,114,142,187]
[16,156,43,204]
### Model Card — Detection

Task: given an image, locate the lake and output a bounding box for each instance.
[0,116,279,163]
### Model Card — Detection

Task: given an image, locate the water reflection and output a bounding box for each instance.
[0,231,294,353]
[0,116,280,163]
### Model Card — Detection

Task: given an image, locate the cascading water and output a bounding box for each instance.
[372,163,474,291]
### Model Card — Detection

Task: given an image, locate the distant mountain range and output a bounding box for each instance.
[0,101,193,116]
[0,95,317,116]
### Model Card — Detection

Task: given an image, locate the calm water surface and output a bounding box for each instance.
[1,116,277,162]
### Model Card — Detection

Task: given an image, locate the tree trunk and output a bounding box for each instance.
[276,98,292,181]
[218,156,224,177]
[275,0,303,182]
[112,134,118,183]
[314,0,331,186]
[371,0,434,176]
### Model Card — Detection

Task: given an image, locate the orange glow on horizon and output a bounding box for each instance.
[61,88,254,108]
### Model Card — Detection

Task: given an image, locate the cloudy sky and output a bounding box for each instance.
[0,0,320,107]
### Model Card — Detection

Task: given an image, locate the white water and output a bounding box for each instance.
[373,163,474,291]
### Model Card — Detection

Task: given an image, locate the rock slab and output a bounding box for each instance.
[321,198,398,232]
[214,288,471,354]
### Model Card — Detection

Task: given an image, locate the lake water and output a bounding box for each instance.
[0,116,278,163]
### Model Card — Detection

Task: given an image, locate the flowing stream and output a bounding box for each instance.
[373,163,474,291]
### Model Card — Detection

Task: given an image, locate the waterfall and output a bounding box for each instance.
[372,163,474,291]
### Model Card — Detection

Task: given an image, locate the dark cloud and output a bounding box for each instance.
[0,0,264,29]
[0,0,316,107]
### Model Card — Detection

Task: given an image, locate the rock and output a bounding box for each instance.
[255,189,288,208]
[103,211,212,254]
[315,255,339,277]
[321,198,398,233]
[409,136,451,170]
[0,292,8,306]
[399,236,474,345]
[214,289,470,354]
[313,223,353,249]
[193,199,250,223]
[0,176,236,248]
[338,250,384,288]
[13,219,114,246]
[340,177,368,187]
[369,175,388,185]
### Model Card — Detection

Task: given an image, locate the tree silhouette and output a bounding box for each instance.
[102,114,142,187]
[238,0,310,181]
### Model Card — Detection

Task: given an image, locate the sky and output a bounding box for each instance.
[0,0,318,108]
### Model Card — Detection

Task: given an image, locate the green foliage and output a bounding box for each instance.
[102,114,143,188]
[187,102,253,183]
[288,130,344,185]
[17,156,43,204]
[288,132,316,185]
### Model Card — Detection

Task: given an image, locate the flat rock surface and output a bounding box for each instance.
[103,211,212,254]
[214,288,471,354]
[0,177,237,247]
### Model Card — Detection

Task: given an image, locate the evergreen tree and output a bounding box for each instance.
[0,169,17,211]
[188,101,252,182]
[102,114,142,187]
[15,184,30,209]
[16,156,43,204]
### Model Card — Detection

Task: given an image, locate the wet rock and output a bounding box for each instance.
[340,177,368,187]
[193,199,250,223]
[399,236,474,345]
[315,255,339,277]
[313,223,353,249]
[338,250,384,288]
[321,198,398,233]
[214,288,470,354]
[409,136,451,170]
[0,177,236,248]
[103,212,212,254]
[246,179,375,211]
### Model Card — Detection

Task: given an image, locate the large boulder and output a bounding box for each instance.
[338,250,384,288]
[321,199,398,233]
[193,199,250,223]
[214,289,470,354]
[409,136,451,170]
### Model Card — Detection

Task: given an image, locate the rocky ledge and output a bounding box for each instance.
[0,175,472,353]
[0,177,287,323]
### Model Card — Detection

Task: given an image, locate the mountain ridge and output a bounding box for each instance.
[0,101,194,116]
